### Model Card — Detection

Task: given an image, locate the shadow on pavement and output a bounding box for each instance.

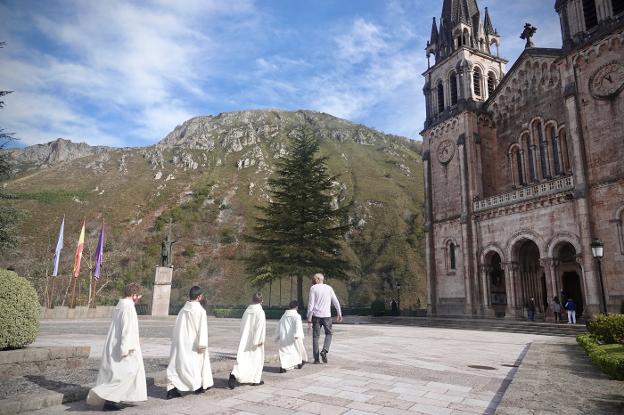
[589,394,624,415]
[24,375,89,403]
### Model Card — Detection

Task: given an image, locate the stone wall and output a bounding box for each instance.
[40,306,114,319]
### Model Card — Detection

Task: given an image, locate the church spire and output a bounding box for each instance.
[429,17,439,46]
[483,7,496,36]
[429,0,500,63]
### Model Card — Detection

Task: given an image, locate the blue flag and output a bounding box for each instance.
[93,223,105,280]
[52,217,64,277]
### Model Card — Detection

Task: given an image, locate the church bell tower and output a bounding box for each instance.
[421,0,507,315]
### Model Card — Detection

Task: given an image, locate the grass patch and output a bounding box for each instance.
[577,334,624,380]
[12,190,89,204]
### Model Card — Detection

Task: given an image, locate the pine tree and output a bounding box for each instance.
[247,126,350,309]
[0,41,25,253]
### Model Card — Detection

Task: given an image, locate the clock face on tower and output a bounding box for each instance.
[437,139,455,164]
[589,62,624,100]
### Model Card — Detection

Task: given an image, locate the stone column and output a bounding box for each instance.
[423,151,436,314]
[480,264,492,315]
[503,262,518,318]
[540,258,555,318]
[457,135,473,314]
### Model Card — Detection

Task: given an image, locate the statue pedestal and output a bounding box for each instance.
[151,267,173,316]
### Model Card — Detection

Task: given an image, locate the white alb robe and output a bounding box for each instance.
[166,301,214,391]
[276,309,308,369]
[87,298,147,406]
[231,303,266,384]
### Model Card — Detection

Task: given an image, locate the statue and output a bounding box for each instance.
[160,220,177,267]
[520,23,537,48]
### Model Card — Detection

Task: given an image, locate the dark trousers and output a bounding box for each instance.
[312,316,332,361]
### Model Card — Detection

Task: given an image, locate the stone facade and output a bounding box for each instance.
[421,0,624,318]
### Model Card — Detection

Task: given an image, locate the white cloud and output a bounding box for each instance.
[0,0,256,146]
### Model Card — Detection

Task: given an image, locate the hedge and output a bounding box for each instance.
[577,334,624,380]
[0,269,40,350]
[586,314,624,344]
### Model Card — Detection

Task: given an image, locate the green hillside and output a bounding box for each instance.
[0,109,425,310]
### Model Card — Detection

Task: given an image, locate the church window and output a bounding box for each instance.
[516,150,525,185]
[473,67,482,97]
[549,125,562,176]
[450,73,458,105]
[534,120,550,179]
[583,0,598,30]
[613,0,624,16]
[523,133,537,183]
[437,82,445,113]
[618,207,624,255]
[487,72,497,96]
[559,128,571,173]
[462,29,469,47]
[449,242,456,270]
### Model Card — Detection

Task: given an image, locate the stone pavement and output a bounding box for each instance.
[23,318,623,415]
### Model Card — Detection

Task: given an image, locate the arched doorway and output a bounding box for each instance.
[485,252,506,317]
[554,242,584,317]
[514,239,547,315]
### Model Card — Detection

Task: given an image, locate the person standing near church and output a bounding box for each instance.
[86,283,147,412]
[229,292,266,389]
[276,300,307,372]
[565,298,577,324]
[166,286,214,400]
[307,273,342,364]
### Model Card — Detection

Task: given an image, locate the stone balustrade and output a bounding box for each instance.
[473,176,575,212]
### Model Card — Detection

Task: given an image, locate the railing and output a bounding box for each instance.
[473,176,574,212]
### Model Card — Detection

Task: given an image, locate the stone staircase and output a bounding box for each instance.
[346,316,587,337]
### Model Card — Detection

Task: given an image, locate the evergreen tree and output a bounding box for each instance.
[247,126,350,309]
[0,41,24,253]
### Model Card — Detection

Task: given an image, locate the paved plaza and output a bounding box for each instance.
[24,317,623,415]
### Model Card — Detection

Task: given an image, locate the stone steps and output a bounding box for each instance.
[348,316,587,337]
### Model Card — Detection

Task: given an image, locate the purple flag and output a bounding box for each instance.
[93,223,105,280]
[52,216,64,277]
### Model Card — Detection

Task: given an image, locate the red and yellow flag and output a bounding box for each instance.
[72,220,86,278]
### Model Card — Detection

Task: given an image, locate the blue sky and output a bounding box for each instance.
[0,0,562,148]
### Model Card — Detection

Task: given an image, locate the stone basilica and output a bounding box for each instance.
[421,0,624,318]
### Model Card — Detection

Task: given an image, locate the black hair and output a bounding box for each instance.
[189,286,203,300]
[289,300,299,309]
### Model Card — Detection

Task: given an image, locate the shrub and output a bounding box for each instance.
[371,299,386,317]
[0,269,40,350]
[577,334,624,380]
[586,314,624,344]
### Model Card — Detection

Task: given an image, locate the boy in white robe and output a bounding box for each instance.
[166,286,214,399]
[86,283,147,412]
[276,300,307,372]
[228,292,266,389]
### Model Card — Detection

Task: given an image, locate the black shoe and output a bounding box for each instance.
[320,349,328,363]
[279,367,287,373]
[194,386,210,394]
[297,362,305,369]
[103,401,123,411]
[314,359,320,364]
[251,380,264,386]
[228,373,238,390]
[166,388,181,400]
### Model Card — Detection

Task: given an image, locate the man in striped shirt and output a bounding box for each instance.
[307,273,342,364]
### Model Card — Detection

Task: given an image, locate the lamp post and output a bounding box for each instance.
[396,282,401,315]
[590,238,608,315]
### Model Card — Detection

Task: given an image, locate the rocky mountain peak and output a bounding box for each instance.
[4,138,109,167]
[157,109,392,150]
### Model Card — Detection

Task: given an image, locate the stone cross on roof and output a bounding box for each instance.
[520,23,537,48]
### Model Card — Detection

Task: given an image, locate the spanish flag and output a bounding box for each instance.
[73,220,85,278]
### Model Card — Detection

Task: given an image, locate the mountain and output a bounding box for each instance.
[0,109,425,310]
[5,138,110,169]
